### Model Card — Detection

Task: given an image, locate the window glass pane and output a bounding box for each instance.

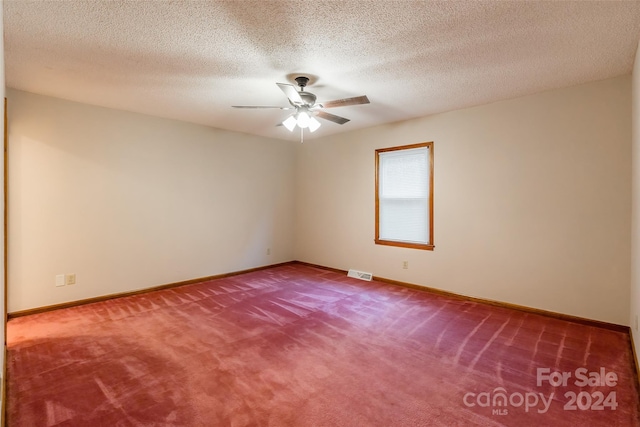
[379,148,428,199]
[379,199,428,243]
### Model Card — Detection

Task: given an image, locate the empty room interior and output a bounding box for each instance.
[2,1,640,426]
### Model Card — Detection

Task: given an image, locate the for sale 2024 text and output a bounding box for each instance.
[537,367,618,411]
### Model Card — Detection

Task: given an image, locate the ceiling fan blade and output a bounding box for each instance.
[320,95,370,109]
[276,83,303,104]
[232,105,293,109]
[316,111,350,125]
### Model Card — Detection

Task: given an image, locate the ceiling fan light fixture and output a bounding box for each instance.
[282,115,297,132]
[308,116,321,132]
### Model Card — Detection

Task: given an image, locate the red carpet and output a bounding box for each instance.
[6,263,640,426]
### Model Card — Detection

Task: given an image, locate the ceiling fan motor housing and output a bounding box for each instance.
[299,92,316,106]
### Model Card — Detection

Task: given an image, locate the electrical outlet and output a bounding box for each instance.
[266,248,271,255]
[635,315,638,331]
[55,274,65,287]
[66,274,76,285]
[402,261,408,269]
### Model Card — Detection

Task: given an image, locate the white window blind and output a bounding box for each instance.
[378,146,430,245]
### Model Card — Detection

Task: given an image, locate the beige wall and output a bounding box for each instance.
[7,76,633,327]
[0,0,5,391]
[296,76,631,326]
[7,89,296,312]
[631,41,640,360]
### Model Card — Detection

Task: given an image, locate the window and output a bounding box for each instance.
[375,142,434,250]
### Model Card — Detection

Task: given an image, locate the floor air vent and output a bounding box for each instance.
[347,269,373,281]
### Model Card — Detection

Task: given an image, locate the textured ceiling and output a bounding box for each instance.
[5,1,640,142]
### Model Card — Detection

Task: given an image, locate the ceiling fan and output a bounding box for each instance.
[232,76,370,141]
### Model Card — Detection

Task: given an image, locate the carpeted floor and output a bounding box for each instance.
[6,263,640,426]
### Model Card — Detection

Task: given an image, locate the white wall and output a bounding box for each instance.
[7,89,296,312]
[631,40,640,360]
[296,76,631,326]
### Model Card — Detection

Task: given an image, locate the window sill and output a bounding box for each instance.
[375,239,435,251]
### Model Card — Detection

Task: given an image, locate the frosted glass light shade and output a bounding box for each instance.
[308,117,321,132]
[282,116,297,132]
[297,111,310,128]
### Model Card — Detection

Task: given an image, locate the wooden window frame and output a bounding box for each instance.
[375,142,434,251]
